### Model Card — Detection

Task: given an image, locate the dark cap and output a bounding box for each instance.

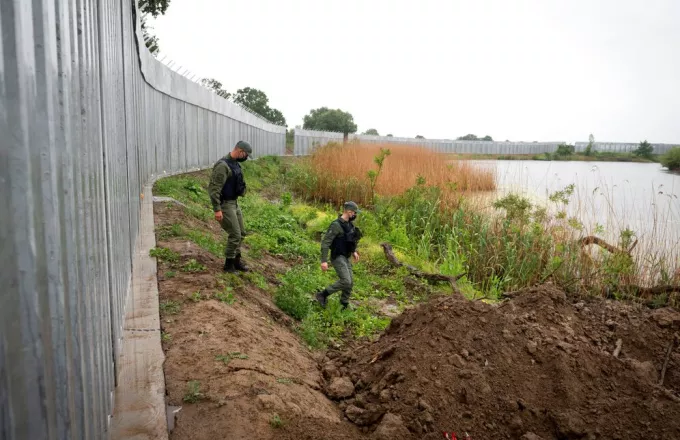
[343,201,360,213]
[235,140,252,154]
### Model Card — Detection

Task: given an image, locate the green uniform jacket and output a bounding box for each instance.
[320,217,348,263]
[208,154,238,212]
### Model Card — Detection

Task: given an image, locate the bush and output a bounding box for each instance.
[660,147,680,171]
[555,143,575,156]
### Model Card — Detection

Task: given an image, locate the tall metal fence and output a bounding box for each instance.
[295,130,679,157]
[294,129,564,156]
[574,142,676,155]
[0,0,285,438]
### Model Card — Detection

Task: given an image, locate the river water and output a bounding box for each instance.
[472,160,680,265]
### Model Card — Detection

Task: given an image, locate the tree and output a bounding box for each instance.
[633,140,654,159]
[266,108,286,126]
[234,87,286,126]
[140,0,171,17]
[415,135,425,139]
[585,133,595,156]
[457,134,478,141]
[386,134,393,137]
[363,128,379,136]
[302,107,357,135]
[200,78,231,99]
[481,135,493,141]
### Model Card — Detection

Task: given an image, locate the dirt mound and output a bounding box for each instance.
[318,285,680,439]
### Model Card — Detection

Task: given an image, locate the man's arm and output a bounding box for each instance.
[320,222,342,263]
[208,162,231,212]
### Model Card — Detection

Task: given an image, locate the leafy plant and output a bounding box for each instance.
[270,413,283,429]
[150,247,180,263]
[493,194,532,222]
[160,300,181,315]
[190,291,203,302]
[367,148,391,205]
[161,331,172,343]
[215,288,235,304]
[183,381,204,403]
[164,271,177,279]
[181,259,206,273]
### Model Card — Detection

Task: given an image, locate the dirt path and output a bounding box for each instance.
[154,201,680,440]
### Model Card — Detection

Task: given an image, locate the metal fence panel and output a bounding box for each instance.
[1,0,286,438]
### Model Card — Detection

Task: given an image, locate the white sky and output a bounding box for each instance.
[148,0,680,144]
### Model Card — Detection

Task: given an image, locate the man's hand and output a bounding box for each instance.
[215,211,223,222]
[353,252,360,262]
[321,262,329,272]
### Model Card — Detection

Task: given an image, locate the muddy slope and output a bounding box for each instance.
[154,202,361,440]
[315,285,680,439]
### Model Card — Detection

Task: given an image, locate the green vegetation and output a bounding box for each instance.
[181,258,207,273]
[215,352,249,365]
[183,380,204,403]
[160,300,181,315]
[660,147,680,171]
[150,247,180,263]
[161,331,172,343]
[153,151,677,350]
[303,107,357,135]
[633,140,654,159]
[270,414,284,429]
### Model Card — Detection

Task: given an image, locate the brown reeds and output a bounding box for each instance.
[305,143,496,206]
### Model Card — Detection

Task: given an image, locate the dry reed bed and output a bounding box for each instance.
[306,143,496,206]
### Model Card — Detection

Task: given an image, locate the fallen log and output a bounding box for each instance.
[579,236,630,254]
[380,242,464,293]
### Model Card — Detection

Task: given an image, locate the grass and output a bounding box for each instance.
[215,352,249,365]
[214,288,236,304]
[160,300,181,315]
[150,247,180,263]
[183,380,204,403]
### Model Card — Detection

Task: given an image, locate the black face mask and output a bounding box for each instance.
[349,214,357,222]
[236,156,248,162]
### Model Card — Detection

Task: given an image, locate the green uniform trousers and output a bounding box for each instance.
[219,200,245,259]
[325,255,354,306]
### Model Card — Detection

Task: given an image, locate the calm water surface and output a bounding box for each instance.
[472,160,680,259]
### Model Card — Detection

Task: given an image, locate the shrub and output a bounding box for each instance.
[660,147,680,171]
[555,143,575,156]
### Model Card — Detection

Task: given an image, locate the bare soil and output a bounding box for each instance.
[154,202,680,440]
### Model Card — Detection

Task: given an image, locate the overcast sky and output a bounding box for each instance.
[148,0,680,144]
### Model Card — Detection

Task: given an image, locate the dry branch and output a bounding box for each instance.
[659,333,679,386]
[380,242,463,293]
[613,339,623,358]
[579,236,629,254]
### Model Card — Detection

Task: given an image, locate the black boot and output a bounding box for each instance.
[233,254,249,272]
[223,258,236,273]
[340,290,352,310]
[315,289,329,308]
